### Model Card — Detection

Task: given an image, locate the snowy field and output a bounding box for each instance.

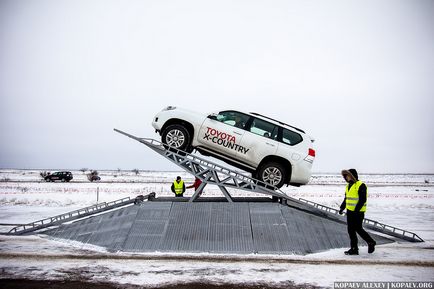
[0,169,433,288]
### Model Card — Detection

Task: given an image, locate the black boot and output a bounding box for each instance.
[344,248,359,255]
[368,242,376,254]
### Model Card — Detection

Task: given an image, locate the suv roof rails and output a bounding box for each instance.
[250,112,305,133]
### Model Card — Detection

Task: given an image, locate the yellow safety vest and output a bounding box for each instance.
[345,180,367,212]
[173,180,184,195]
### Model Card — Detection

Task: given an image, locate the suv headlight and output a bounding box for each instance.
[163,106,176,111]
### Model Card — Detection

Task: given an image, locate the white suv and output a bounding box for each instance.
[152,106,315,188]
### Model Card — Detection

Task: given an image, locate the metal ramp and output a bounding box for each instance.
[7,195,152,236]
[114,129,424,243]
[43,200,395,254]
[299,198,424,242]
[115,129,303,205]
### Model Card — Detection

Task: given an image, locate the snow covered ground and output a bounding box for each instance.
[0,169,433,288]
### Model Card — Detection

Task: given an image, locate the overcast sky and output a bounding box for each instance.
[1,0,433,174]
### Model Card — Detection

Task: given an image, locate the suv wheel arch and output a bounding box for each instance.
[161,119,194,139]
[161,120,194,152]
[256,156,292,188]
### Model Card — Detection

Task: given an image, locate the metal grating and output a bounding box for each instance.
[280,206,349,254]
[122,202,172,252]
[44,201,394,255]
[250,203,294,254]
[160,203,212,252]
[208,203,253,253]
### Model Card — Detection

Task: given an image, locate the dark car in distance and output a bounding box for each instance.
[45,171,73,182]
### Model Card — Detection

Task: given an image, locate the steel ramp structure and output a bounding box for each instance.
[42,199,395,255]
[114,128,424,243]
[6,130,423,254]
[115,129,305,205]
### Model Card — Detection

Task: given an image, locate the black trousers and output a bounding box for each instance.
[346,210,375,249]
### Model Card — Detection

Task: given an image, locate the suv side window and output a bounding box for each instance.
[249,118,278,139]
[281,128,303,145]
[216,111,250,129]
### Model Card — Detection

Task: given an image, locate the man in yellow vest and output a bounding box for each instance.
[339,168,376,255]
[171,176,185,197]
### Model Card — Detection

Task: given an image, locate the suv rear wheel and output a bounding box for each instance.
[161,124,191,152]
[257,162,287,188]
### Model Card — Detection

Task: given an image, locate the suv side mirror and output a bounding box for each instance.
[208,113,218,120]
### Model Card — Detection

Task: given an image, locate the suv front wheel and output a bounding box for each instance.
[257,162,287,188]
[161,124,191,152]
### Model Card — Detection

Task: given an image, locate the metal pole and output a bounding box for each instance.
[97,187,99,204]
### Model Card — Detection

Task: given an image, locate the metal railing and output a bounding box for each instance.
[7,196,140,235]
[362,218,424,242]
[299,198,424,242]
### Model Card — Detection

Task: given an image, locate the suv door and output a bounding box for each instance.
[197,111,250,158]
[237,117,279,167]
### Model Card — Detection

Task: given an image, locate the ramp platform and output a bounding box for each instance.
[43,198,393,255]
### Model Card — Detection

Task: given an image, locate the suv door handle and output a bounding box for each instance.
[233,131,243,135]
[266,142,275,146]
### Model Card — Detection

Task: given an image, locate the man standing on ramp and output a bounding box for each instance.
[339,168,376,255]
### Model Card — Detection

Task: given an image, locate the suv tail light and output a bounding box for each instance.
[304,148,315,163]
[308,148,315,157]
